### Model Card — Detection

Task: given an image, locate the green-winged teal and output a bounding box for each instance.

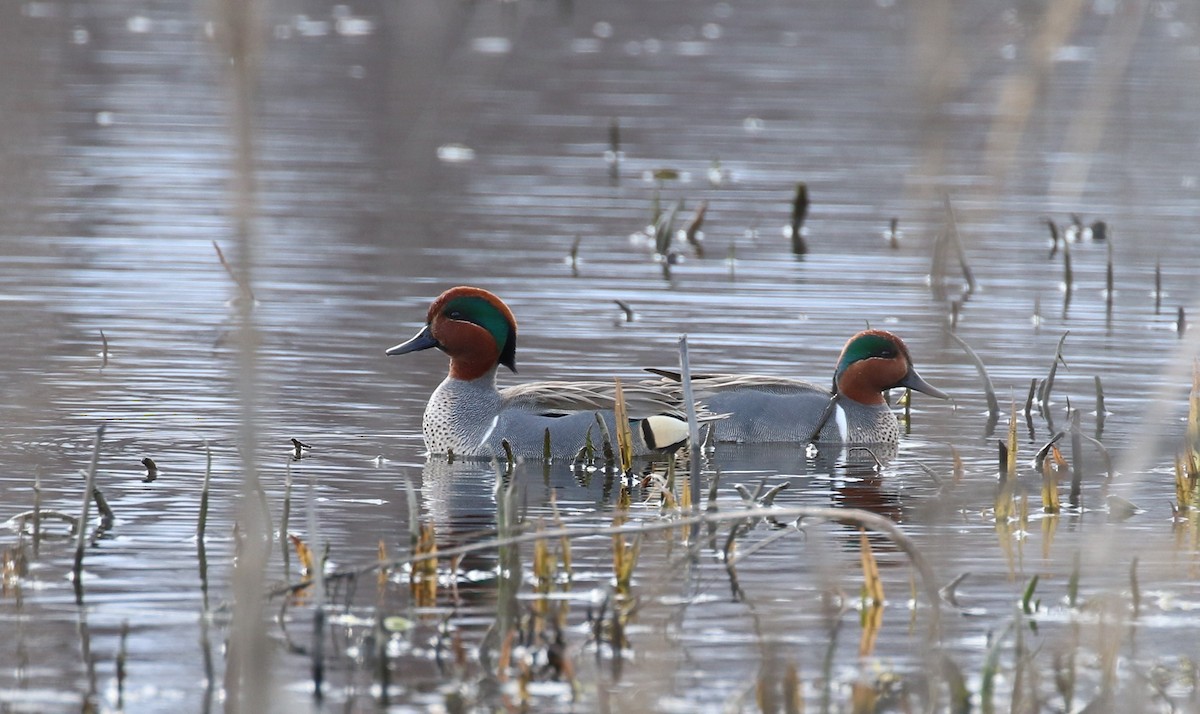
[652,330,948,445]
[387,286,691,459]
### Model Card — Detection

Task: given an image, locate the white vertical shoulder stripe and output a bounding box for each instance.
[477,415,500,449]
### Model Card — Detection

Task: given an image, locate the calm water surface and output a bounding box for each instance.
[2,0,1200,711]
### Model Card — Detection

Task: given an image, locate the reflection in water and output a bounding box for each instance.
[2,0,1200,709]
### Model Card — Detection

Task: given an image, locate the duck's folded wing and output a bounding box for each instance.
[500,380,686,419]
[644,370,829,398]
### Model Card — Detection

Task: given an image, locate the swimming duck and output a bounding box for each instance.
[651,330,948,444]
[386,286,692,459]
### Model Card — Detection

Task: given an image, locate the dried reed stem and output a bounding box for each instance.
[677,335,703,511]
[790,182,809,254]
[72,423,106,598]
[307,474,326,700]
[946,331,998,418]
[1069,410,1084,507]
[943,195,977,294]
[198,442,212,540]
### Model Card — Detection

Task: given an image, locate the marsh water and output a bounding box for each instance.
[3,0,1200,711]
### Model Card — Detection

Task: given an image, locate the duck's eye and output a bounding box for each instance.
[878,349,897,359]
[446,309,465,320]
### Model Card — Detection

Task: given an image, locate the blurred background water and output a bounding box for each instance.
[2,0,1200,711]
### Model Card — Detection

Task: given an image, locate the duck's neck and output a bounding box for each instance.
[449,356,500,382]
[835,364,888,406]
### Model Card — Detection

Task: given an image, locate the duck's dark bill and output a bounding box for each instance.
[386,324,439,356]
[898,367,949,400]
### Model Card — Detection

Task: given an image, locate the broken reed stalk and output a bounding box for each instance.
[1130,556,1140,616]
[593,413,615,468]
[1069,410,1084,508]
[569,235,581,276]
[1040,331,1070,413]
[1105,240,1114,316]
[790,182,809,254]
[1046,219,1060,259]
[612,378,634,474]
[1067,551,1080,608]
[212,240,256,303]
[1041,444,1063,513]
[1021,574,1039,615]
[280,458,292,576]
[859,529,884,607]
[1007,398,1018,480]
[93,485,115,532]
[678,335,703,512]
[1154,259,1162,314]
[198,441,213,541]
[683,200,707,257]
[306,474,326,700]
[1094,376,1106,438]
[608,117,620,181]
[1189,360,1200,452]
[996,440,1014,521]
[100,330,109,368]
[1062,236,1074,298]
[979,621,1014,712]
[942,195,978,294]
[654,200,681,256]
[73,424,106,596]
[946,331,998,419]
[32,468,42,557]
[116,620,129,709]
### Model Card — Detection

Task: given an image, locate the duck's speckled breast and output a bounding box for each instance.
[423,377,504,456]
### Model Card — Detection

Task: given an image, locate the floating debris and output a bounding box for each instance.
[291,438,311,458]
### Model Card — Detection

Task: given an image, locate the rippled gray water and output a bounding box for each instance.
[2,0,1200,711]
